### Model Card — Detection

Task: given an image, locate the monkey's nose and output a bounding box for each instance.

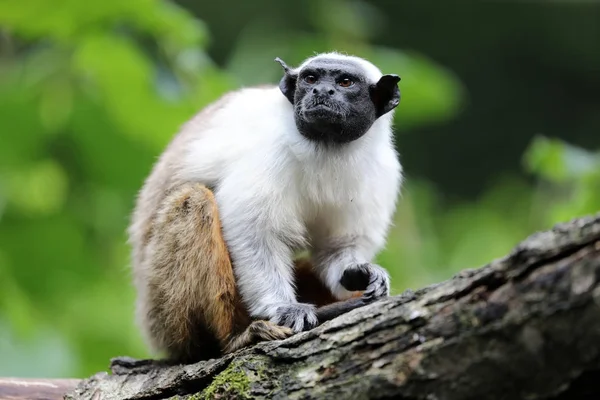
[313,86,335,96]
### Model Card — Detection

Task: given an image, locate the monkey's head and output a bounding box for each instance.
[275,53,400,144]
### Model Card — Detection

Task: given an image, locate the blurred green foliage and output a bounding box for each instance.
[0,0,598,379]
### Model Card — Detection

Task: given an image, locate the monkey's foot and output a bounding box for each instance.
[340,263,390,300]
[270,302,318,332]
[224,320,293,354]
[248,320,293,341]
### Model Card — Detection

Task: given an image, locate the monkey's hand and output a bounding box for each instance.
[340,263,390,301]
[269,303,318,333]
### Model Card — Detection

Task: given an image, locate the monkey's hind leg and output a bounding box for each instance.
[144,183,293,362]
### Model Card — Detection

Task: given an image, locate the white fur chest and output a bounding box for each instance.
[290,144,364,211]
[281,129,395,245]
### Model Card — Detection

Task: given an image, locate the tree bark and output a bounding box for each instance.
[63,212,600,400]
[0,378,80,400]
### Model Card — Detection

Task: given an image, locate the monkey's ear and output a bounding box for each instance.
[370,74,401,117]
[275,57,297,105]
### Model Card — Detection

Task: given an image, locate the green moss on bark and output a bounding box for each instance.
[199,356,273,399]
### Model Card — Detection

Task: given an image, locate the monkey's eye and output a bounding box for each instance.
[338,78,354,87]
[304,75,317,84]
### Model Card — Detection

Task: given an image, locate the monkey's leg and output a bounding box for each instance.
[143,183,240,361]
[145,183,294,362]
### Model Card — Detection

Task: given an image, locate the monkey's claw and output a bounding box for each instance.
[271,303,318,333]
[341,263,390,301]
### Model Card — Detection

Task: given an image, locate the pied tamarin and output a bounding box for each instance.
[127,52,403,363]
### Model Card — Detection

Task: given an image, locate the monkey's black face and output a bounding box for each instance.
[294,60,374,143]
[276,57,400,144]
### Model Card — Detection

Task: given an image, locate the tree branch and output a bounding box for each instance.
[44,213,600,398]
[0,378,80,400]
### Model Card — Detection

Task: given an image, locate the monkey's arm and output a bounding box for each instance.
[215,172,319,333]
[311,158,401,300]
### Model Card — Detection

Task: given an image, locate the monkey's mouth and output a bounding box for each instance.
[306,104,333,113]
[302,100,345,121]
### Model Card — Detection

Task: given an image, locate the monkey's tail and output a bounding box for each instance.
[315,297,367,323]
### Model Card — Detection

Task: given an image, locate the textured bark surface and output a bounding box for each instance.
[65,212,600,400]
[0,378,80,400]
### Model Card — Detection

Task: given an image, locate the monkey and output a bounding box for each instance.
[127,52,403,363]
